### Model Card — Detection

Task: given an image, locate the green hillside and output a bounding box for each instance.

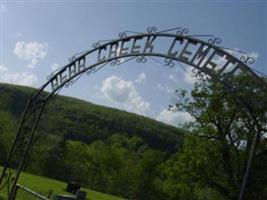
[0,167,124,200]
[0,83,184,199]
[0,83,183,152]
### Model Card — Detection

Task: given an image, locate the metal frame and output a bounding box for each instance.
[0,27,266,200]
[14,184,50,200]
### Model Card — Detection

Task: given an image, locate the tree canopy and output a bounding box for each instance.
[161,74,267,200]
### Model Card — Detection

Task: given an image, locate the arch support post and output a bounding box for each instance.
[239,128,262,200]
[0,97,46,200]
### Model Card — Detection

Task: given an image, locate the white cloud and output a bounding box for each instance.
[135,72,146,83]
[51,63,61,71]
[157,83,174,94]
[183,66,197,85]
[1,65,38,87]
[14,41,48,69]
[16,33,22,38]
[1,65,7,71]
[168,74,178,83]
[248,52,259,60]
[101,75,150,115]
[156,109,192,127]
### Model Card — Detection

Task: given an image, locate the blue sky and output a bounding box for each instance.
[0,0,266,126]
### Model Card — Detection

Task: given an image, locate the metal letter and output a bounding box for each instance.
[51,77,59,91]
[69,63,77,78]
[228,63,246,76]
[191,44,211,66]
[97,46,107,62]
[131,36,143,54]
[78,56,86,73]
[178,40,197,62]
[120,38,131,56]
[202,51,224,74]
[217,55,236,75]
[143,36,156,54]
[59,69,68,85]
[168,38,184,58]
[109,42,119,59]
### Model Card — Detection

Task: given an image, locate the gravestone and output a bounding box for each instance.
[76,190,87,200]
[66,182,81,194]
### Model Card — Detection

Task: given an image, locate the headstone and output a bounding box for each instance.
[54,194,76,200]
[76,190,87,200]
[66,182,81,194]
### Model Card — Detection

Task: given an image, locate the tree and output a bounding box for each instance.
[0,111,15,165]
[161,74,267,200]
[42,139,68,180]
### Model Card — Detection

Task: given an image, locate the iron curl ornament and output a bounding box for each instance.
[146,26,157,33]
[208,37,222,45]
[163,58,175,68]
[240,54,256,65]
[110,58,121,66]
[136,56,147,63]
[91,42,101,48]
[118,31,127,39]
[64,79,75,88]
[86,66,97,75]
[91,39,115,49]
[176,27,189,35]
[68,55,77,62]
[192,68,206,80]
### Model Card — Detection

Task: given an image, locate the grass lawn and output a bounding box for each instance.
[0,167,125,200]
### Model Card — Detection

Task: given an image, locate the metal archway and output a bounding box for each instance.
[0,27,266,200]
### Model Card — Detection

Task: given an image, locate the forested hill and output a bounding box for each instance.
[0,83,184,153]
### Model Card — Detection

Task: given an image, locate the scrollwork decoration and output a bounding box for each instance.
[118,31,127,39]
[91,42,101,49]
[163,58,175,68]
[68,56,77,63]
[64,80,74,88]
[136,56,147,63]
[46,73,54,81]
[240,55,255,65]
[110,58,121,66]
[146,26,157,33]
[86,66,97,75]
[176,27,189,35]
[208,37,222,45]
[192,68,205,80]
